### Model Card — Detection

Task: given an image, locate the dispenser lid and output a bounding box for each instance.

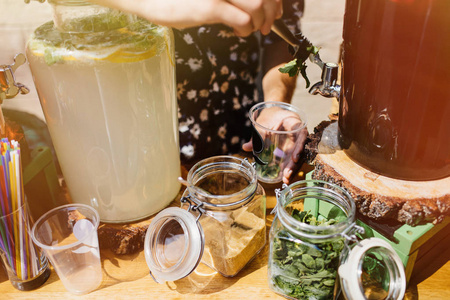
[144,207,204,283]
[338,238,406,300]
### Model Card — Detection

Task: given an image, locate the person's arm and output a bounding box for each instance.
[88,0,282,36]
[261,38,297,103]
[260,0,304,103]
[263,39,308,183]
[243,0,308,184]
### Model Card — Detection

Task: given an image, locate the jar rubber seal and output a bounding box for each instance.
[144,207,204,283]
[338,238,406,300]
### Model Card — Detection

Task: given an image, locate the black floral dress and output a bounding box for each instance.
[174,0,304,165]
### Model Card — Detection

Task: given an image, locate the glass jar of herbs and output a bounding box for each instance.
[268,180,406,300]
[144,156,266,282]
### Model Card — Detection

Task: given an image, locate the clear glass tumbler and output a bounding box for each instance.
[0,203,50,291]
[249,101,307,183]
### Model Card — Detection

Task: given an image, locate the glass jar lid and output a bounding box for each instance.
[339,238,406,300]
[144,207,204,283]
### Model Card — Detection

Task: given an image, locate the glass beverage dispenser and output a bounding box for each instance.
[25,0,181,222]
[339,0,450,181]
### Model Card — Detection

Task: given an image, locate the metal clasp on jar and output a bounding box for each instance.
[180,195,204,223]
[341,223,365,244]
[272,183,292,215]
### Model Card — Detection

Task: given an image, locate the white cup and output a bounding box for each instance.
[31,204,102,295]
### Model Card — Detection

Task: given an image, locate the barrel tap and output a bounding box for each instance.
[308,61,341,98]
[0,53,30,134]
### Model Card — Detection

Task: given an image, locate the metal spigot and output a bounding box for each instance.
[309,62,341,98]
[0,53,30,101]
[0,53,30,135]
[270,20,340,99]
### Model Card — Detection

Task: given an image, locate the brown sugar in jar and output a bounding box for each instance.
[144,156,266,282]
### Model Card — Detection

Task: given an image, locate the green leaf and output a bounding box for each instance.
[323,279,336,287]
[44,48,62,65]
[299,64,310,88]
[316,258,325,270]
[306,246,323,258]
[270,210,345,299]
[278,59,300,77]
[284,264,300,277]
[307,45,320,55]
[302,254,316,269]
[307,269,333,279]
[293,261,310,274]
[278,42,321,88]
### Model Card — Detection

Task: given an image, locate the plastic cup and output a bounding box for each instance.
[0,203,50,291]
[31,203,102,295]
[249,101,307,183]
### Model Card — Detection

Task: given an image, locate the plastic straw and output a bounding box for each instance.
[0,138,39,280]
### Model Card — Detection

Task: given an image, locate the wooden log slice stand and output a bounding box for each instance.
[97,193,182,255]
[311,121,450,226]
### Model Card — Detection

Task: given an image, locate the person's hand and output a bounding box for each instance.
[89,0,283,36]
[242,105,308,184]
[217,0,284,36]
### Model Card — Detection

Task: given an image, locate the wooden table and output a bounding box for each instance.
[1,167,449,299]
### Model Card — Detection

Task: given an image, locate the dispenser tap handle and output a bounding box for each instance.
[0,53,30,99]
[309,62,341,98]
[9,53,26,73]
[309,52,325,70]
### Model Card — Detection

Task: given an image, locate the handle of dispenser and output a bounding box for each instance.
[0,53,30,99]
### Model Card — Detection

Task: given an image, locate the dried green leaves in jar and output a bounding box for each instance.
[271,210,344,299]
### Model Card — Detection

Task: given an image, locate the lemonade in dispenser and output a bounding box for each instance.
[25,0,181,222]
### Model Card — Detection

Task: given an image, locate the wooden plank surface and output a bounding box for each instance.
[1,166,449,299]
[0,211,449,299]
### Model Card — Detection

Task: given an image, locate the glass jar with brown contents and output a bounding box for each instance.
[144,156,266,282]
